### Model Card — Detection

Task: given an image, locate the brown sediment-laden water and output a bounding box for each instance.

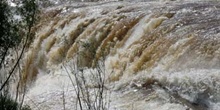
[11,0,220,109]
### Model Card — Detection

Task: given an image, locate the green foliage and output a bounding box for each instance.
[0,94,18,110]
[0,1,37,110]
[0,0,22,72]
[0,94,32,110]
[19,0,38,28]
[0,0,39,57]
[18,0,39,46]
[0,0,38,105]
[0,1,21,49]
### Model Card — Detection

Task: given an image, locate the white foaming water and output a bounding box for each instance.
[15,0,220,110]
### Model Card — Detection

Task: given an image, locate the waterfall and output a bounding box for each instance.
[16,0,220,110]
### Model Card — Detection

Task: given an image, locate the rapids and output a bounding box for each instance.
[10,0,220,110]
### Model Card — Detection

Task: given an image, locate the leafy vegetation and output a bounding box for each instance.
[0,94,31,110]
[0,0,21,69]
[0,94,18,110]
[0,0,39,109]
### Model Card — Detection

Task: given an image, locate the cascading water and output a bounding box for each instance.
[12,0,220,110]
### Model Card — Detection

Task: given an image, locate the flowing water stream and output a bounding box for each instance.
[8,0,220,110]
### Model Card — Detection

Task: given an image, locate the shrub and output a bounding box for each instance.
[0,94,32,110]
[0,94,18,110]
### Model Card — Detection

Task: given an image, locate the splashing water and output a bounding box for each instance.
[11,0,220,110]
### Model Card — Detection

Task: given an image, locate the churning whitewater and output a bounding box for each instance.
[10,0,220,110]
